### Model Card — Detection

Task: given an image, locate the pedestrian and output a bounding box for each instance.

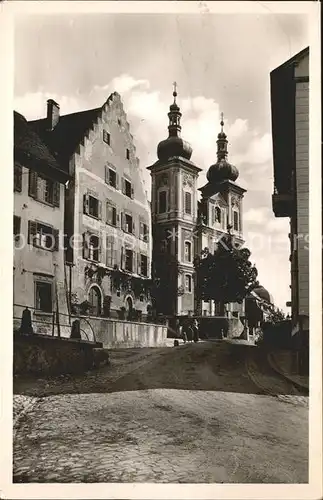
[186,319,193,343]
[193,319,199,343]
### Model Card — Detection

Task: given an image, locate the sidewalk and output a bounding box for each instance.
[267,351,309,392]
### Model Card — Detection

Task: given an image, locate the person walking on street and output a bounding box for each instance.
[193,319,199,343]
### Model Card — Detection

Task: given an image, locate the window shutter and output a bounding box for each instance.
[120,246,124,269]
[131,186,134,199]
[83,194,89,215]
[116,173,120,190]
[98,237,102,262]
[120,212,124,231]
[105,165,109,184]
[53,182,60,207]
[116,211,120,227]
[122,178,126,194]
[137,253,141,275]
[53,229,59,251]
[82,233,90,259]
[98,200,102,220]
[28,220,37,245]
[147,257,150,277]
[28,170,38,198]
[14,165,22,192]
[132,218,135,235]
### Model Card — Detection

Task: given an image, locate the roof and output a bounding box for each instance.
[270,47,309,75]
[14,111,70,183]
[29,106,101,166]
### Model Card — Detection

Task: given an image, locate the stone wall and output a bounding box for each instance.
[75,316,168,348]
[14,333,103,376]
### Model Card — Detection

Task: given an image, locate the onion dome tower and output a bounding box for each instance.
[157,83,193,162]
[148,83,202,320]
[206,114,239,185]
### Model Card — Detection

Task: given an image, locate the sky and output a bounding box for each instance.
[14,12,310,312]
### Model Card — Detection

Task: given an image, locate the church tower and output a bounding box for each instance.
[148,84,202,320]
[196,115,246,318]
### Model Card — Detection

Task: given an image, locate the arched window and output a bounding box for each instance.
[88,285,102,316]
[184,241,192,262]
[185,274,192,293]
[215,207,221,223]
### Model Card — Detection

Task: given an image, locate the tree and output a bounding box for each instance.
[194,225,259,304]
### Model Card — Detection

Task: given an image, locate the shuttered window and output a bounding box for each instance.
[28,170,60,207]
[28,221,59,251]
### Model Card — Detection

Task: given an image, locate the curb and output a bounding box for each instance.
[267,353,309,393]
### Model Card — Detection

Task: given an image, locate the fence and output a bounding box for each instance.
[13,303,96,343]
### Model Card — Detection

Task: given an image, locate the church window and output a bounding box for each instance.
[185,274,192,293]
[214,206,221,223]
[184,192,192,214]
[184,241,192,262]
[158,190,167,214]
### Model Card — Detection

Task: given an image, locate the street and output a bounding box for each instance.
[13,341,308,483]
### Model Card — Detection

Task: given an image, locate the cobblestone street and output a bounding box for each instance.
[13,341,308,483]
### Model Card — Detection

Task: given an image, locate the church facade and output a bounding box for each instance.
[148,87,247,321]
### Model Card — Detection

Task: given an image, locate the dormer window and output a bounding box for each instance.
[103,130,111,145]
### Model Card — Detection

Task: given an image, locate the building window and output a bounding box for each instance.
[124,213,134,234]
[83,194,101,219]
[14,165,22,192]
[29,171,60,207]
[184,192,192,214]
[140,222,149,242]
[89,235,100,261]
[118,118,122,127]
[140,254,148,276]
[184,241,192,262]
[28,221,58,251]
[233,211,239,231]
[126,148,130,160]
[106,167,117,188]
[125,249,133,272]
[158,190,167,214]
[35,279,53,313]
[13,215,21,243]
[103,130,111,145]
[185,274,192,293]
[106,201,117,226]
[214,206,221,223]
[124,178,133,198]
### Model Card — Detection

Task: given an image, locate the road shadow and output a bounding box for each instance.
[13,341,308,398]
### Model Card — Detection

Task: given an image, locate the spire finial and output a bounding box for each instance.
[220,112,224,132]
[173,81,177,103]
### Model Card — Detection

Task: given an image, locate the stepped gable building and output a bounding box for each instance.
[13,111,70,335]
[30,94,152,321]
[148,86,247,322]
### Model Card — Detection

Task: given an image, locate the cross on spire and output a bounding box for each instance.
[220,112,224,132]
[173,81,178,102]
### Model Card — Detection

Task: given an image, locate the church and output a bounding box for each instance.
[148,85,247,325]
